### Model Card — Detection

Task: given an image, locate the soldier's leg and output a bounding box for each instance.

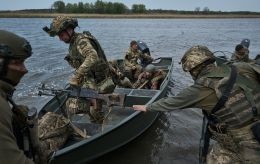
[133,64,142,80]
[120,77,133,88]
[207,143,242,164]
[65,97,91,118]
[89,99,104,124]
[124,66,134,82]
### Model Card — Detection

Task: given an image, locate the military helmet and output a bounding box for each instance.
[0,30,32,59]
[43,16,78,37]
[144,64,156,73]
[181,45,214,72]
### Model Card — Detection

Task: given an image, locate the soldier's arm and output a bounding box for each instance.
[124,50,135,67]
[139,51,153,61]
[0,99,34,164]
[151,71,167,89]
[147,84,217,113]
[75,37,98,78]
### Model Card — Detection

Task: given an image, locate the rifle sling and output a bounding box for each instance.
[199,65,237,163]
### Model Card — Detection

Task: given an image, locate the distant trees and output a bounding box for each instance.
[132,4,146,13]
[52,1,65,13]
[51,0,132,14]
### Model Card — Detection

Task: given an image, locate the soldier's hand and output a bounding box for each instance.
[132,65,136,70]
[132,105,147,112]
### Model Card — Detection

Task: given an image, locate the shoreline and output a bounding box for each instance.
[1,13,260,19]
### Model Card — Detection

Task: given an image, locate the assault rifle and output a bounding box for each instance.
[38,84,125,108]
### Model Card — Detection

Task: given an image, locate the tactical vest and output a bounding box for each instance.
[68,32,114,93]
[196,65,260,129]
[9,98,34,159]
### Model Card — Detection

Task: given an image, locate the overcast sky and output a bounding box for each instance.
[1,0,260,12]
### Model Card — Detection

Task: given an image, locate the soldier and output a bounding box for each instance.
[43,16,115,123]
[231,44,255,64]
[0,30,35,163]
[133,64,166,89]
[109,60,133,88]
[124,40,153,82]
[133,45,260,163]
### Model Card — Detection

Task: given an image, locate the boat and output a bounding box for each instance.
[38,57,174,164]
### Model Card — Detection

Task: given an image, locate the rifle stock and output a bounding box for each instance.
[38,85,125,107]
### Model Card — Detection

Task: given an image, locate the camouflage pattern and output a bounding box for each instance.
[181,45,214,72]
[45,16,78,37]
[0,30,32,59]
[65,32,114,123]
[207,143,242,164]
[231,48,255,64]
[147,61,260,163]
[109,60,133,88]
[133,69,166,89]
[38,112,72,162]
[124,47,153,81]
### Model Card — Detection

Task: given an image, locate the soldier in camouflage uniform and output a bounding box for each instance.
[43,16,115,123]
[0,30,35,164]
[109,60,133,88]
[124,40,153,82]
[133,64,166,89]
[133,45,260,163]
[231,44,255,64]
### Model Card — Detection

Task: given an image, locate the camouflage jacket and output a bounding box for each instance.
[147,63,260,113]
[0,80,34,164]
[65,32,113,91]
[231,52,255,64]
[124,47,153,67]
[133,70,166,89]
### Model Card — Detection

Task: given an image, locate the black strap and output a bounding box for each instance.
[209,65,237,121]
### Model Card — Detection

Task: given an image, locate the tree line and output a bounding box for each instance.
[52,0,146,14]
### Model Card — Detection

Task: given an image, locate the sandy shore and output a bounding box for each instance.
[1,12,260,19]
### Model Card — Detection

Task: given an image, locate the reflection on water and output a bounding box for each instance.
[0,18,260,163]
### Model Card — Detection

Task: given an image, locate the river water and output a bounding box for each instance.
[1,18,260,164]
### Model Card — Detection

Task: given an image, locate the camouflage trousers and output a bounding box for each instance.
[124,64,142,82]
[207,122,260,164]
[65,97,104,123]
[207,143,242,164]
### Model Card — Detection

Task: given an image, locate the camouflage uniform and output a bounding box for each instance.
[109,60,133,88]
[44,16,115,123]
[0,30,34,164]
[133,69,166,89]
[124,47,153,82]
[146,46,260,163]
[231,45,255,64]
[65,32,115,122]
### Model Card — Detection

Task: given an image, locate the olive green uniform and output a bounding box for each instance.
[65,32,115,122]
[147,63,260,163]
[231,51,255,64]
[124,47,153,81]
[0,80,34,164]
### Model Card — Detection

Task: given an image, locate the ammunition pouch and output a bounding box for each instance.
[97,76,115,94]
[93,61,109,83]
[208,125,239,153]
